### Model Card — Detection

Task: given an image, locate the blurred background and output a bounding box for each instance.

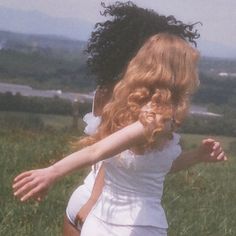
[0,1,235,235]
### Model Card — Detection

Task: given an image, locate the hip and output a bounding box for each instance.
[81,213,167,236]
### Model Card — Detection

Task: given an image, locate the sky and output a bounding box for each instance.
[0,0,235,48]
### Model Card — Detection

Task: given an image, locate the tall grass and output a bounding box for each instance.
[0,112,235,235]
[164,134,236,236]
[0,112,86,236]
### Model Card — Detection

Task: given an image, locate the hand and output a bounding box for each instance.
[12,166,58,202]
[197,138,227,163]
[75,198,96,227]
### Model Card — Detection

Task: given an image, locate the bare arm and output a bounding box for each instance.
[87,164,105,203]
[75,164,105,226]
[169,138,227,173]
[13,121,146,201]
[52,121,144,178]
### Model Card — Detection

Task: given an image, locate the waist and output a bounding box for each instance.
[104,184,163,200]
[92,186,168,228]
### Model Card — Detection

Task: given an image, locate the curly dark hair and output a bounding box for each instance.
[86,1,200,86]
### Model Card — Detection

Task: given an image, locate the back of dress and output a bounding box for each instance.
[92,133,182,228]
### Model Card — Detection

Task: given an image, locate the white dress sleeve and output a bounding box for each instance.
[169,132,182,161]
[83,112,102,178]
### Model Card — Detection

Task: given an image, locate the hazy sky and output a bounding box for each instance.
[0,0,235,47]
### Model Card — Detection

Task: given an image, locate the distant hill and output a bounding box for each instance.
[0,6,236,59]
[198,40,236,59]
[0,30,95,92]
[0,30,87,54]
[0,29,235,101]
[199,56,236,76]
[0,6,93,40]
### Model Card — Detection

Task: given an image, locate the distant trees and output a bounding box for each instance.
[0,28,235,136]
[193,73,236,106]
[180,114,236,137]
[1,91,235,136]
[0,92,91,116]
[0,49,95,92]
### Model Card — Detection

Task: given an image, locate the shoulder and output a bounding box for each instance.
[91,121,148,162]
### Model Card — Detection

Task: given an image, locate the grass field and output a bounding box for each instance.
[164,133,236,236]
[0,111,235,236]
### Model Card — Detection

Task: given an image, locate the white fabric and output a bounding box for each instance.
[66,185,91,230]
[92,133,181,228]
[66,113,101,227]
[67,111,182,231]
[83,112,102,190]
[83,112,101,136]
[81,214,167,236]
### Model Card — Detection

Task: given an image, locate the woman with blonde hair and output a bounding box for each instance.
[64,1,205,235]
[13,32,226,236]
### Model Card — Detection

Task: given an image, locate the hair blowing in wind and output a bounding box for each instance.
[80,33,200,151]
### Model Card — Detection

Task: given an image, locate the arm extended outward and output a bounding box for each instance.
[13,121,146,202]
[169,138,227,173]
[13,121,227,201]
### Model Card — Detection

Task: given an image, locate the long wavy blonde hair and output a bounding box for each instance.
[79,33,199,151]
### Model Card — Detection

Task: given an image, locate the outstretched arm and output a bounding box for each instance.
[13,121,146,201]
[169,138,227,173]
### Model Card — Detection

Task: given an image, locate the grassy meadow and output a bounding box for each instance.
[164,133,236,236]
[0,111,235,236]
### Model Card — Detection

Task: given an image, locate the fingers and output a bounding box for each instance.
[20,185,43,202]
[13,179,38,200]
[210,147,227,162]
[13,173,47,201]
[212,141,220,151]
[210,142,227,161]
[13,176,34,192]
[12,168,53,202]
[14,171,32,182]
[216,151,225,161]
[202,138,215,146]
[210,144,222,157]
[201,138,228,163]
[202,139,221,154]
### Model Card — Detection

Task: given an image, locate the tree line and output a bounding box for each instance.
[0,92,91,116]
[0,91,236,137]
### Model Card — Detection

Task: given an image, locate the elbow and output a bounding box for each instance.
[86,143,103,165]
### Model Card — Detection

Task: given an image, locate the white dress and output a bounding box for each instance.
[80,133,182,236]
[66,112,101,229]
